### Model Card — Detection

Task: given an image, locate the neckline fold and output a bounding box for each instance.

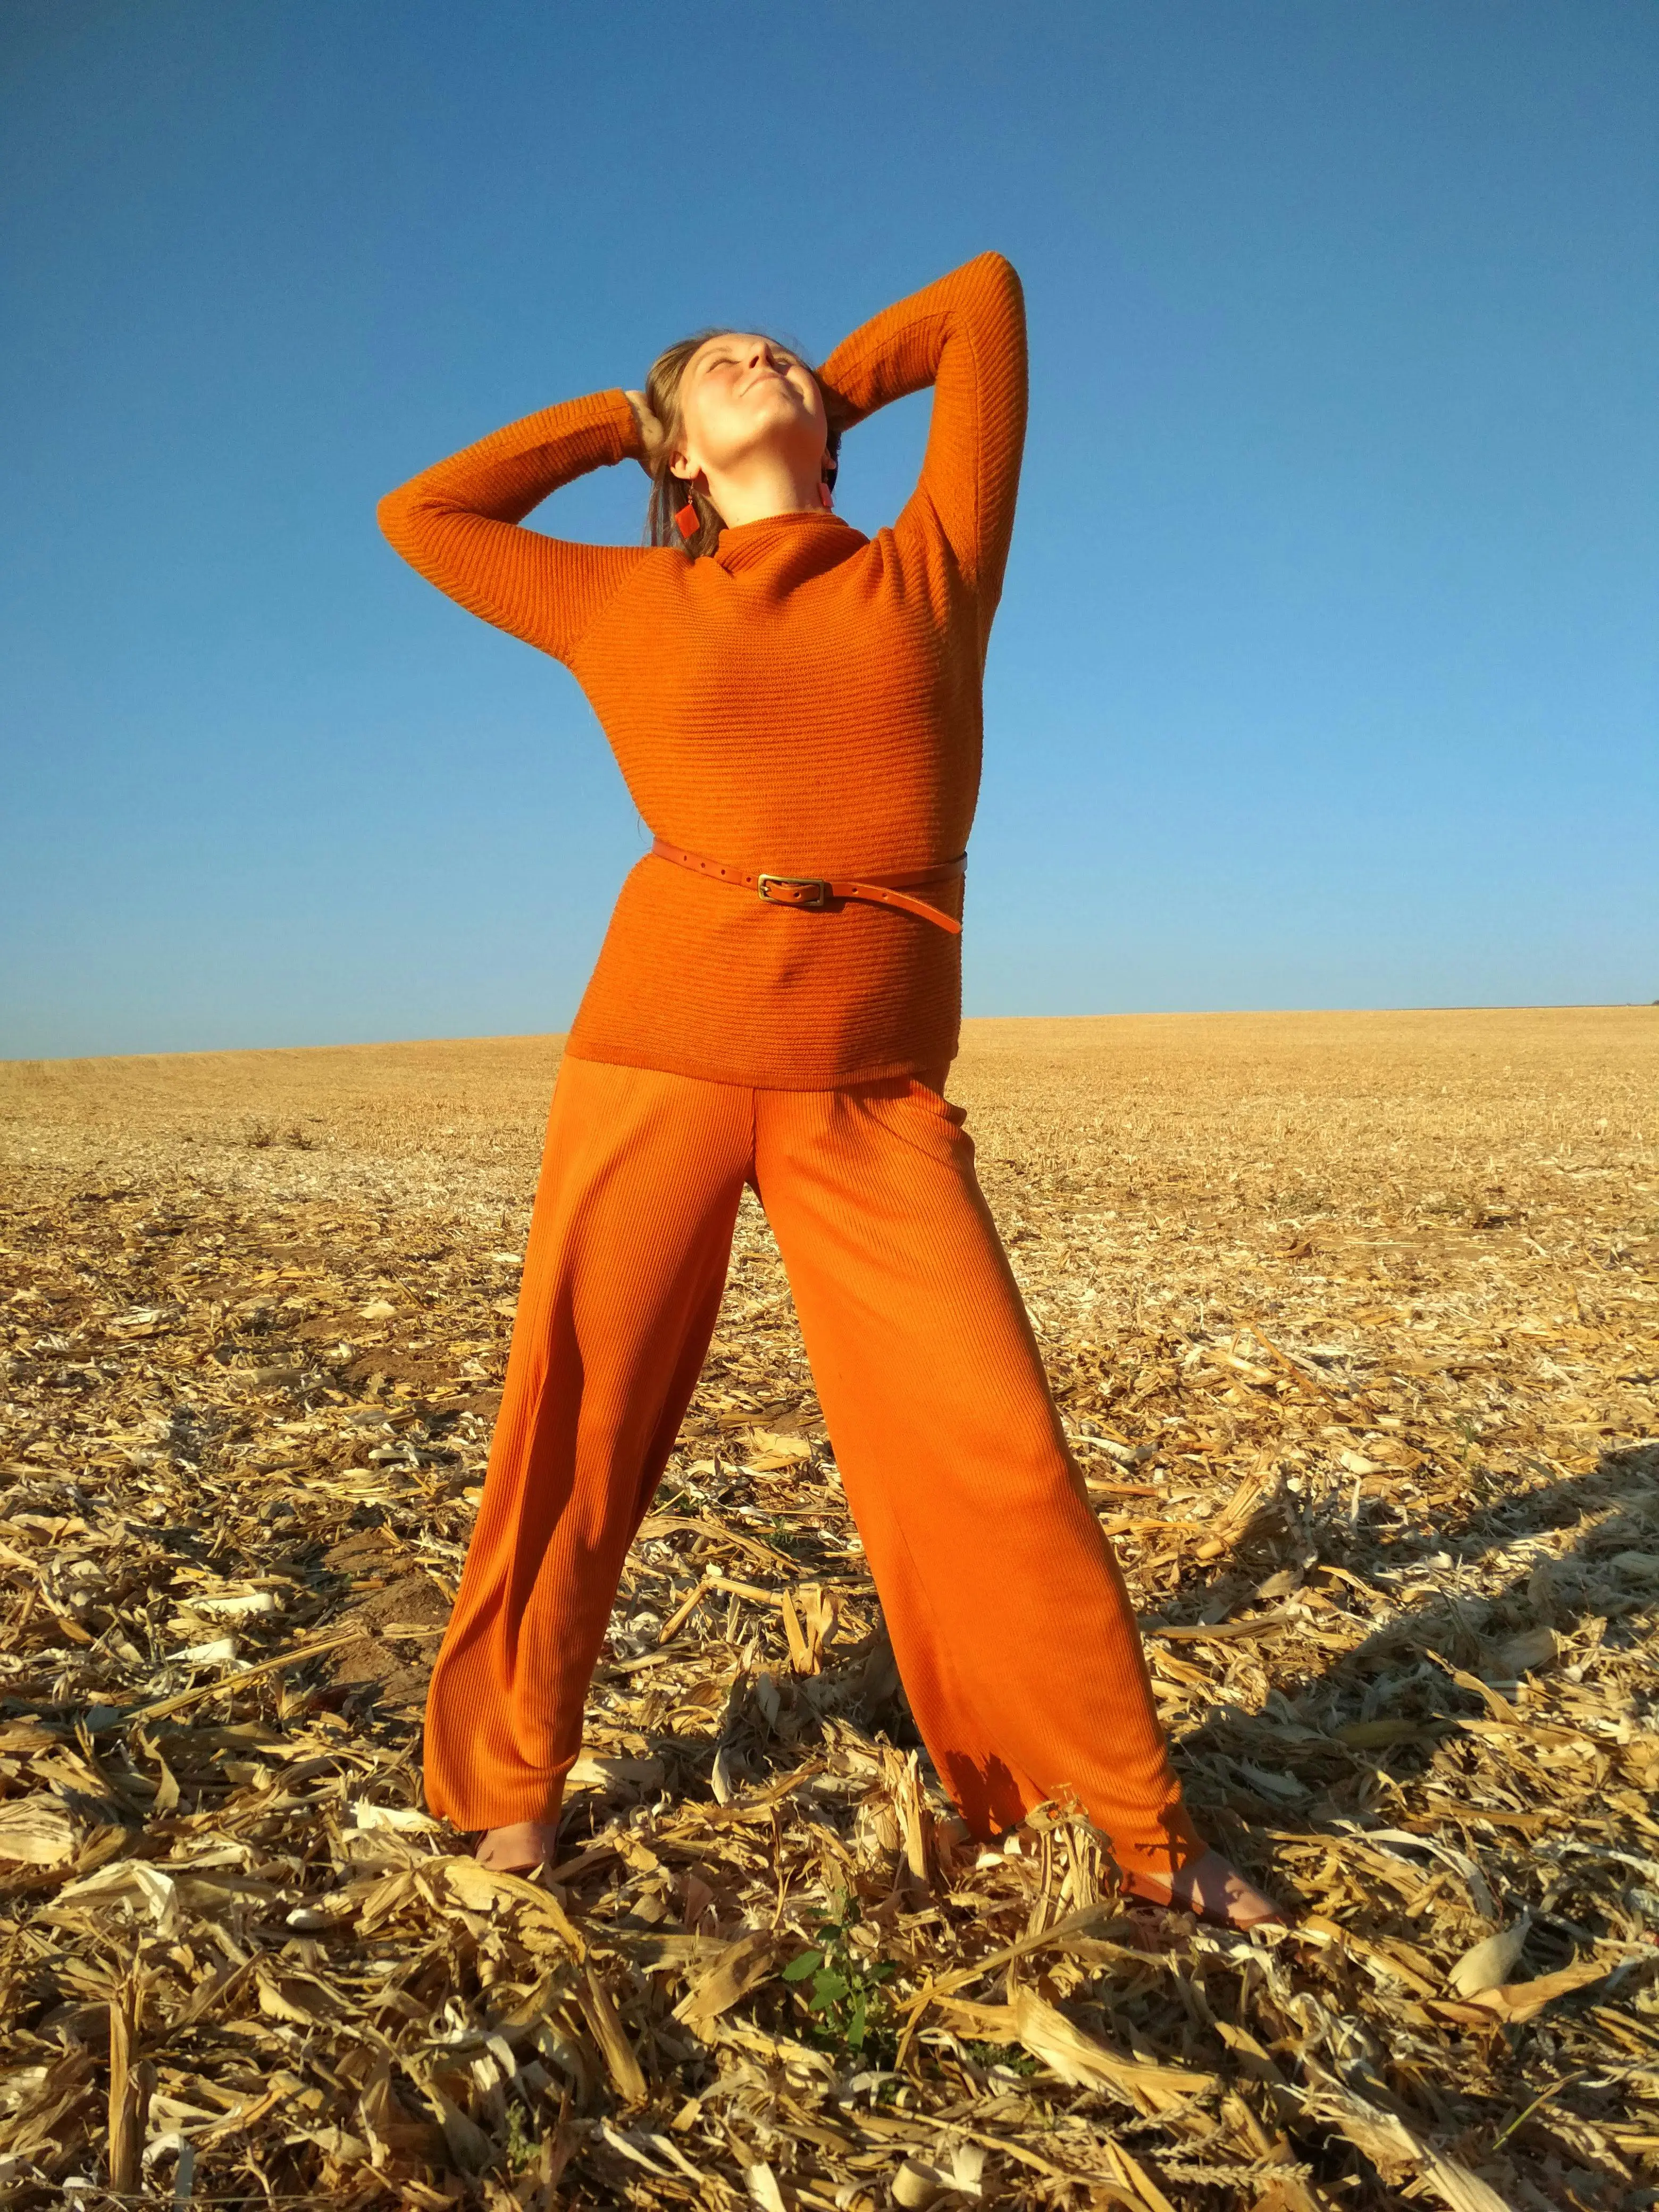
[711,508,861,575]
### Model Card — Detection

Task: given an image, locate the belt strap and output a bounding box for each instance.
[649,835,965,935]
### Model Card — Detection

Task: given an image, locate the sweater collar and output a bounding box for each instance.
[711,507,863,576]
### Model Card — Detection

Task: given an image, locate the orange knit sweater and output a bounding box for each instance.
[378,252,1027,1088]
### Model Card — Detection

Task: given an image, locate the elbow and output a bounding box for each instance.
[377,480,449,569]
[971,248,1020,291]
[962,252,1026,364]
[959,251,1026,335]
[376,483,415,551]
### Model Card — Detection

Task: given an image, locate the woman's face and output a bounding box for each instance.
[673,333,828,485]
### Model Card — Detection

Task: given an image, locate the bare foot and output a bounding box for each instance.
[475,1820,562,1873]
[1120,1849,1284,1930]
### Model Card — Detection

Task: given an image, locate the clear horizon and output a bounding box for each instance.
[10,1000,1657,1071]
[3,0,1655,1059]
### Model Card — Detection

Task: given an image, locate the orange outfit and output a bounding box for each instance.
[377,252,1026,1089]
[423,1058,1200,1873]
[381,254,1206,1875]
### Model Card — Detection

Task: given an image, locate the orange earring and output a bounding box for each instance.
[674,482,699,539]
[819,480,834,510]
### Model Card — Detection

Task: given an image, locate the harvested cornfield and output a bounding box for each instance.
[1,1006,1656,2210]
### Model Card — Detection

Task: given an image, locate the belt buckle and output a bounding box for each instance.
[757,873,831,910]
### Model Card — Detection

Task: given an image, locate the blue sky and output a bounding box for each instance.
[2,0,1654,1058]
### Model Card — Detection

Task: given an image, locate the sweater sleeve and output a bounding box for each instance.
[815,252,1028,605]
[376,389,651,665]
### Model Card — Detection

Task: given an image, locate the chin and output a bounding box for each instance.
[745,390,811,435]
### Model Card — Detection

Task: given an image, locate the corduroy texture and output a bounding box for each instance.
[423,1055,1204,1880]
[376,253,1027,1090]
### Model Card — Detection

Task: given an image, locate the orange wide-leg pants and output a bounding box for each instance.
[422,1055,1204,1880]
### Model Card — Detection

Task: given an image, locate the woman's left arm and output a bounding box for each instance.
[816,251,1028,606]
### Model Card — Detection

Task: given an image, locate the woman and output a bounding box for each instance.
[379,253,1276,1927]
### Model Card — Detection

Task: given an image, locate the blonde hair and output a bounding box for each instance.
[642,328,840,560]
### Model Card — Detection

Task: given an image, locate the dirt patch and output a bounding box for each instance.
[326,1570,450,1707]
[319,1528,451,1706]
[338,1349,458,1393]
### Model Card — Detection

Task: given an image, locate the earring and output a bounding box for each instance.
[674,479,699,539]
[818,480,834,510]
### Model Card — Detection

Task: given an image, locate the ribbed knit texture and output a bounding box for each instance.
[423,1055,1202,1878]
[377,253,1027,1088]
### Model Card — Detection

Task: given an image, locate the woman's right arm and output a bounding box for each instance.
[377,389,651,666]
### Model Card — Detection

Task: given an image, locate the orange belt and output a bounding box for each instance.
[649,835,965,935]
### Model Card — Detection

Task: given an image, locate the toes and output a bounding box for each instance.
[474,1821,559,1873]
[1218,1887,1284,1930]
[1120,1852,1283,1931]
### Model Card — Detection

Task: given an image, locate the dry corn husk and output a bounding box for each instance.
[1447,1915,1531,1995]
[1,1008,1654,2210]
[0,1795,78,1865]
[673,1928,781,2029]
[939,1988,1219,2110]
